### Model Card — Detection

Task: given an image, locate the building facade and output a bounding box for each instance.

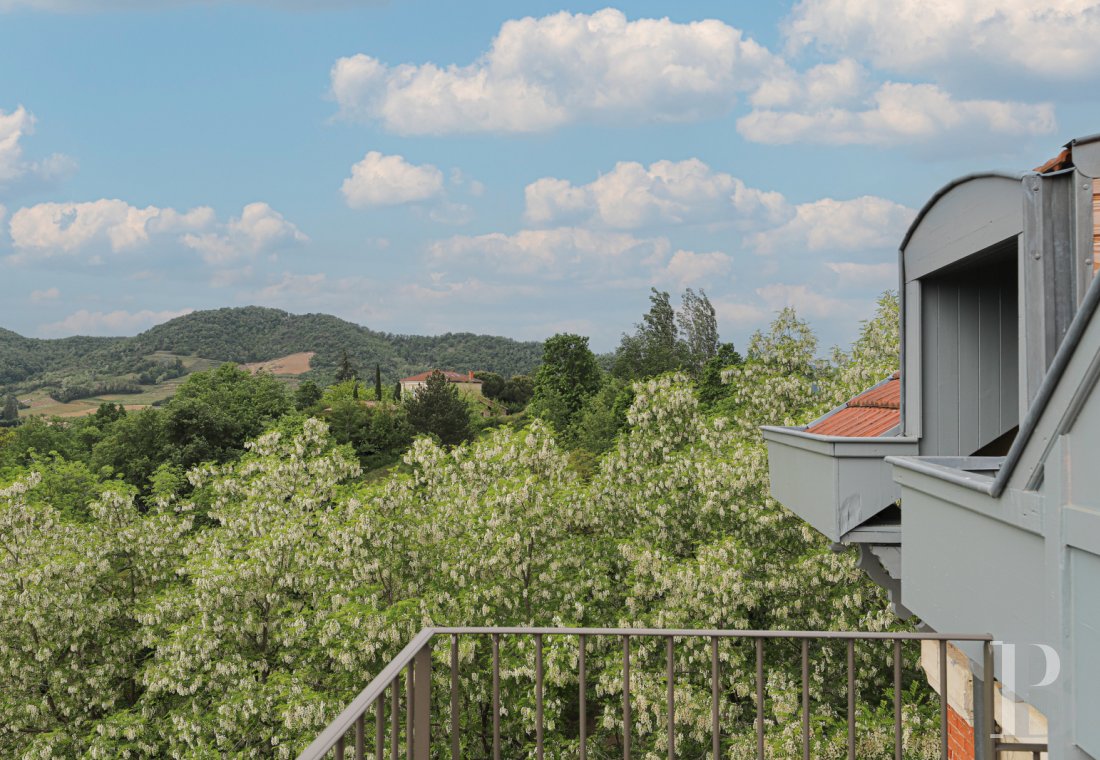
[398,370,483,399]
[764,134,1100,759]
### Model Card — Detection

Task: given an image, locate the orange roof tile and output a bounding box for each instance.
[1035,147,1072,174]
[805,372,900,437]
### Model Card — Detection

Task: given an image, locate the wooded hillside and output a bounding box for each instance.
[0,306,544,398]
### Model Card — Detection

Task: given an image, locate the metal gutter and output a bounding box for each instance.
[886,455,998,494]
[898,172,1025,253]
[990,259,1100,497]
[760,425,912,447]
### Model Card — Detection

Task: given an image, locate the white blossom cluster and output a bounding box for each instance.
[0,297,945,758]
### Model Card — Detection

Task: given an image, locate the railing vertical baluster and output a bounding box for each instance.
[336,735,345,760]
[412,644,431,760]
[450,635,460,760]
[405,667,414,760]
[940,639,949,760]
[579,634,587,760]
[492,634,501,760]
[536,634,544,760]
[894,640,902,760]
[375,691,385,760]
[355,714,365,760]
[666,636,675,760]
[623,635,631,760]
[390,678,399,760]
[847,639,856,760]
[801,638,810,760]
[982,640,995,760]
[756,637,765,760]
[711,636,720,759]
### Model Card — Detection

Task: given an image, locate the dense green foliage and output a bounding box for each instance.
[404,370,474,447]
[528,333,603,438]
[0,306,544,399]
[0,295,933,759]
[613,288,721,380]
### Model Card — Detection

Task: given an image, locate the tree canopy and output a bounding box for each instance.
[403,370,473,447]
[0,294,932,759]
[529,333,603,436]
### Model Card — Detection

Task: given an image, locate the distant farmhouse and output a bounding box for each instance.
[398,370,483,399]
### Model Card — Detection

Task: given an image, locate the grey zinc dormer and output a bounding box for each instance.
[763,134,1100,759]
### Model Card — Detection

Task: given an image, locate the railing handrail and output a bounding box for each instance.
[296,626,996,760]
[297,627,435,760]
[437,626,994,641]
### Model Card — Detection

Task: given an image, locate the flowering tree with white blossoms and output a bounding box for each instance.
[0,295,945,759]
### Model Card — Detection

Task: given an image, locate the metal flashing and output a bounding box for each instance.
[899,172,1025,253]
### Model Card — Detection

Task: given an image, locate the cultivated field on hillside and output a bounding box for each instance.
[241,352,314,375]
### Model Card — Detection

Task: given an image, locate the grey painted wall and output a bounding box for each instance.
[920,251,1019,456]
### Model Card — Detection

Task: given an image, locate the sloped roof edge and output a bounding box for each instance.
[899,172,1025,254]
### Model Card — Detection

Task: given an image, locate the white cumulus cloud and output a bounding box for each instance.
[342,151,445,208]
[713,299,768,327]
[428,227,669,279]
[525,158,790,229]
[9,199,214,256]
[757,283,851,318]
[738,82,1055,147]
[662,250,732,286]
[182,202,308,264]
[784,0,1100,84]
[330,8,780,135]
[748,196,915,254]
[39,308,194,337]
[0,105,75,194]
[8,199,305,265]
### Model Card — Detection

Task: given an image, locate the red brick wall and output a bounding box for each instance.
[947,703,975,760]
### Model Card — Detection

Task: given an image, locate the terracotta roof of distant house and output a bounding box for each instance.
[805,372,900,437]
[400,370,483,384]
[1035,147,1073,174]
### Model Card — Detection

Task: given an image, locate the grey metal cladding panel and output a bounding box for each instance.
[959,279,981,456]
[1007,291,1100,493]
[765,438,842,540]
[1075,169,1095,305]
[921,280,941,455]
[1047,173,1077,361]
[1023,178,1047,410]
[1068,368,1100,509]
[904,176,1023,282]
[937,282,962,456]
[921,264,1018,457]
[836,457,903,536]
[978,277,1003,444]
[904,281,922,437]
[1072,547,1100,757]
[1001,267,1020,431]
[901,485,1046,657]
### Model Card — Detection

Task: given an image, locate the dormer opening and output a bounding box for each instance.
[917,239,1019,456]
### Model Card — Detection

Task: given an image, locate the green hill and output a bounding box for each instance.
[0,306,544,402]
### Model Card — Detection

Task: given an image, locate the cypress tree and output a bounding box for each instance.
[1,394,18,425]
[335,350,357,383]
[375,365,383,401]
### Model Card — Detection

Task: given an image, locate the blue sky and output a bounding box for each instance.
[1,1,1096,352]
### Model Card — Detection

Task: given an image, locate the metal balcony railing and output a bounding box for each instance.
[296,627,1036,760]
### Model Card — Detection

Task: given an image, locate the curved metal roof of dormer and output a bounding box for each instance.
[899,172,1025,283]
